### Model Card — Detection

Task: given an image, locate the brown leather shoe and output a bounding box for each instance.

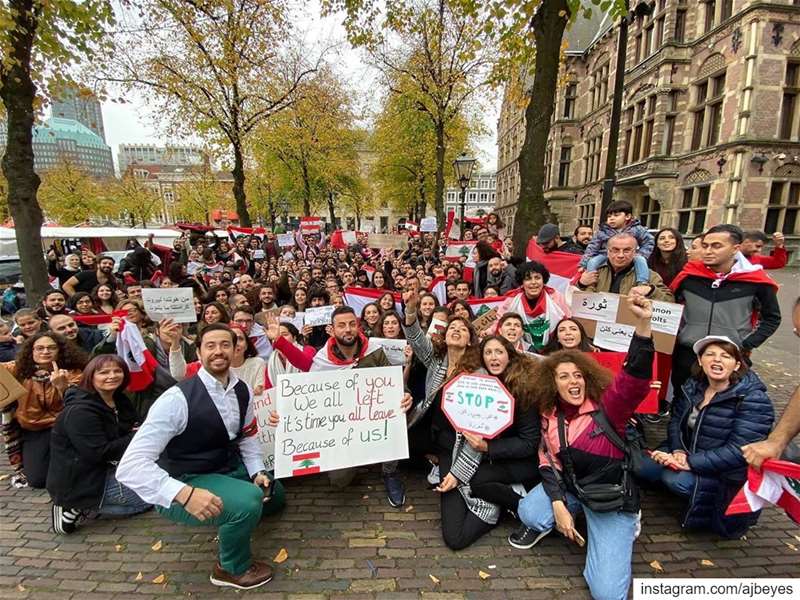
[209,561,273,589]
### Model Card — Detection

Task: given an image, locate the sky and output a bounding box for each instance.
[96,1,501,174]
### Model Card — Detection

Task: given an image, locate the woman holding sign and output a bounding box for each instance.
[509,295,654,600]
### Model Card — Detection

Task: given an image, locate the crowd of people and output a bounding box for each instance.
[0,202,796,597]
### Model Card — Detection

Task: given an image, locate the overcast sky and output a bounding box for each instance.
[97,1,500,174]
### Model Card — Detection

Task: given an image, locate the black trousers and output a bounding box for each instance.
[22,427,52,489]
[670,344,697,406]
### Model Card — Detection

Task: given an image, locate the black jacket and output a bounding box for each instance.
[46,387,138,509]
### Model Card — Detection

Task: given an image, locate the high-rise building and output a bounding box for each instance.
[50,87,106,143]
[117,144,205,175]
[445,172,497,218]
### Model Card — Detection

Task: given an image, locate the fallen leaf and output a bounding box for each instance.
[152,573,166,584]
[16,584,25,592]
[786,543,798,552]
[273,548,288,563]
[793,534,800,544]
[404,504,414,512]
[0,474,9,481]
[649,560,664,573]
[429,574,440,584]
[135,572,143,581]
[151,540,162,551]
[115,544,123,552]
[362,495,369,499]
[478,570,491,579]
[700,559,714,566]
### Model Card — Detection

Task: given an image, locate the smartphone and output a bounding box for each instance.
[573,530,586,547]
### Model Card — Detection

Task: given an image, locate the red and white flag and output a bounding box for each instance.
[492,288,569,352]
[300,217,323,233]
[444,210,461,240]
[467,294,509,317]
[343,286,404,317]
[428,276,448,305]
[726,459,800,525]
[116,319,159,392]
[444,240,477,268]
[526,240,581,296]
[228,225,265,240]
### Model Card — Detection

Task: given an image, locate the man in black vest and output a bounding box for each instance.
[117,324,283,590]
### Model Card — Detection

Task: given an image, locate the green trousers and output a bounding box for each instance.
[157,463,285,575]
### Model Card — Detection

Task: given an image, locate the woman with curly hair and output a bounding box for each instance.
[508,295,655,600]
[1,332,87,488]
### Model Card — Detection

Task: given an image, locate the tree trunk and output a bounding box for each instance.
[512,0,570,255]
[327,191,336,228]
[434,121,446,228]
[301,162,311,216]
[231,141,251,226]
[0,0,49,304]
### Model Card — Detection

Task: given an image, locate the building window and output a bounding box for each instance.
[577,197,596,227]
[584,130,603,184]
[663,91,679,155]
[625,95,656,164]
[557,145,572,187]
[590,62,609,111]
[640,195,661,229]
[704,0,716,33]
[563,83,577,119]
[766,181,800,234]
[780,62,799,140]
[544,144,553,190]
[691,70,726,150]
[674,5,687,43]
[678,185,710,234]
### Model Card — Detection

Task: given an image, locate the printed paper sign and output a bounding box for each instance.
[649,300,683,335]
[593,321,636,352]
[441,373,515,439]
[304,305,335,327]
[342,231,357,245]
[141,288,197,323]
[281,312,305,332]
[252,388,277,471]
[252,249,265,260]
[277,233,295,247]
[370,338,408,366]
[427,317,448,337]
[367,233,408,250]
[420,217,438,232]
[274,366,409,478]
[570,292,620,323]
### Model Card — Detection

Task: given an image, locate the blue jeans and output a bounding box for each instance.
[586,254,650,284]
[635,454,696,498]
[99,468,151,516]
[518,483,639,600]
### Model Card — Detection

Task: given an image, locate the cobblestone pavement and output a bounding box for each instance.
[1,351,798,599]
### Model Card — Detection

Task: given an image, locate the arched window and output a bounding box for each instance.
[583,125,603,184]
[691,54,727,150]
[679,169,713,234]
[577,195,597,227]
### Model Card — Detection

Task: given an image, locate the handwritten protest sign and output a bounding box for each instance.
[427,317,448,337]
[304,306,335,327]
[281,312,304,331]
[649,300,683,335]
[441,373,515,439]
[277,233,295,247]
[252,388,277,471]
[274,366,409,478]
[370,338,408,366]
[472,308,498,335]
[342,230,357,245]
[420,217,438,232]
[0,365,27,410]
[593,322,636,352]
[571,292,620,323]
[367,233,408,250]
[141,288,197,323]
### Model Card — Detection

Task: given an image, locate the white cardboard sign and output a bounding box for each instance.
[370,338,408,366]
[141,288,197,323]
[274,366,409,478]
[650,300,683,335]
[252,387,277,471]
[277,233,295,247]
[420,217,438,232]
[304,305,335,327]
[570,292,620,323]
[280,313,305,332]
[593,321,636,352]
[441,373,515,439]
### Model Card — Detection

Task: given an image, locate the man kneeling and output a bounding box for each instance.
[117,323,284,590]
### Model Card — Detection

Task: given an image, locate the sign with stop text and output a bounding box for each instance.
[441,373,515,439]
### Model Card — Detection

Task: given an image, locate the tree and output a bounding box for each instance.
[37,160,106,225]
[0,0,114,302]
[172,165,234,225]
[106,0,320,227]
[109,172,164,227]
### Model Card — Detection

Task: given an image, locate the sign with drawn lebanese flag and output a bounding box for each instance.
[444,240,477,267]
[273,367,409,478]
[300,216,323,233]
[441,373,515,439]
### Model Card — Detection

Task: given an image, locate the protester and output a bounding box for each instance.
[476,254,516,298]
[537,224,584,255]
[62,255,118,296]
[47,355,150,534]
[450,300,475,321]
[359,302,381,337]
[740,231,788,269]
[69,292,99,316]
[12,309,43,343]
[91,283,117,315]
[48,251,81,287]
[509,295,654,600]
[540,318,596,355]
[647,227,688,287]
[0,320,18,361]
[572,225,593,252]
[201,302,231,328]
[48,314,105,354]
[36,290,68,321]
[637,335,773,538]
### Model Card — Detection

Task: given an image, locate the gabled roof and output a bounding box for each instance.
[564,4,613,56]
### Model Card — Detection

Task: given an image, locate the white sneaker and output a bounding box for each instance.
[511,483,528,497]
[427,464,440,486]
[634,509,642,539]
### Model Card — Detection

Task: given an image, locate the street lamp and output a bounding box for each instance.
[453,152,477,238]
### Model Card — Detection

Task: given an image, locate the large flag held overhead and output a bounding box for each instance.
[444,240,477,268]
[526,240,581,296]
[343,287,404,317]
[116,319,159,392]
[428,276,448,305]
[467,294,508,317]
[493,288,569,352]
[726,459,800,525]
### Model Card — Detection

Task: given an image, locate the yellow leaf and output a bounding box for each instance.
[152,574,166,584]
[478,570,491,579]
[404,504,414,512]
[134,572,143,581]
[700,559,714,566]
[649,560,664,573]
[786,543,798,552]
[115,544,123,552]
[151,540,162,551]
[16,584,25,592]
[0,474,9,481]
[429,574,440,584]
[273,548,288,563]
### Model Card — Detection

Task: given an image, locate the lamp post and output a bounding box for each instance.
[452,152,477,238]
[600,0,654,215]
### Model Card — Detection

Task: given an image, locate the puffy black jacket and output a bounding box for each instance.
[46,387,138,510]
[667,370,774,537]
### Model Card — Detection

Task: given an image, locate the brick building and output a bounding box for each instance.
[495,0,800,255]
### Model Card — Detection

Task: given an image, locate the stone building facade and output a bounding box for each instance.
[495,0,800,253]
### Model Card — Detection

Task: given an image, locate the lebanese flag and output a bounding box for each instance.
[116,319,159,392]
[493,288,569,352]
[402,221,420,237]
[292,451,321,476]
[247,322,272,360]
[343,286,404,317]
[467,294,508,317]
[330,230,346,250]
[726,459,800,524]
[300,217,323,233]
[670,256,779,293]
[72,310,128,326]
[444,240,477,267]
[228,225,265,241]
[526,240,581,296]
[590,352,660,414]
[429,276,448,305]
[444,210,460,240]
[362,264,376,283]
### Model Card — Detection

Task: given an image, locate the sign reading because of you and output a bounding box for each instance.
[441,373,515,439]
[273,366,409,478]
[141,288,197,323]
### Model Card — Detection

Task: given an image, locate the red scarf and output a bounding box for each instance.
[670,260,778,293]
[321,333,372,366]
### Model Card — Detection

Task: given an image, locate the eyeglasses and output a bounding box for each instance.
[33,345,58,352]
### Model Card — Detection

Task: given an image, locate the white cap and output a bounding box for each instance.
[692,335,739,356]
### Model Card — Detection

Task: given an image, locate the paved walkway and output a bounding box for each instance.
[1,355,798,598]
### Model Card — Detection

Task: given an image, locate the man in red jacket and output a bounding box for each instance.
[741,231,788,269]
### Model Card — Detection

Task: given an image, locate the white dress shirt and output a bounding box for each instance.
[116,367,265,508]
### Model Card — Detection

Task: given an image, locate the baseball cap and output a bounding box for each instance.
[537,223,560,244]
[692,335,740,356]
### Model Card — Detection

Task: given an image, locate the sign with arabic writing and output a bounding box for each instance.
[141,288,197,323]
[593,322,636,352]
[441,373,515,440]
[570,292,620,322]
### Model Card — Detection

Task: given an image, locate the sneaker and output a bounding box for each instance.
[634,509,642,539]
[52,504,83,535]
[510,483,528,497]
[210,561,273,590]
[383,473,406,508]
[427,464,440,486]
[508,525,552,549]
